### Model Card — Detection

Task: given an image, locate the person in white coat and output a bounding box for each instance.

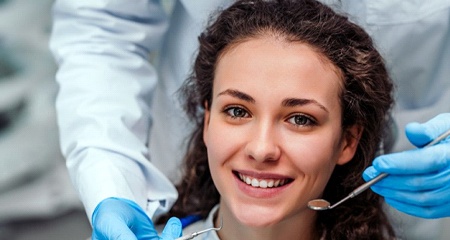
[49,0,450,239]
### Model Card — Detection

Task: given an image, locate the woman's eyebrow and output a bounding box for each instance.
[282,98,329,113]
[218,89,255,103]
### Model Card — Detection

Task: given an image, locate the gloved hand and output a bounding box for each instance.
[92,197,182,240]
[363,113,450,219]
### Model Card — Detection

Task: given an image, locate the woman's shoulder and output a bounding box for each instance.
[182,219,209,235]
[182,205,220,240]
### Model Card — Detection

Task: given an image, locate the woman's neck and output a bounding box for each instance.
[215,203,319,240]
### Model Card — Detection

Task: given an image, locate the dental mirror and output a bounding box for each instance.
[308,128,450,211]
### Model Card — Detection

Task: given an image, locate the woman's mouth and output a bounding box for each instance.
[235,171,293,188]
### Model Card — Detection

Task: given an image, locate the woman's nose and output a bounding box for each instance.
[244,123,281,162]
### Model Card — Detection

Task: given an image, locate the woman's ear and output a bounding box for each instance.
[203,101,211,146]
[336,125,363,165]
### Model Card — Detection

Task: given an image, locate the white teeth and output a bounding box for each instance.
[259,180,268,188]
[238,173,288,188]
[251,178,259,187]
[245,177,252,185]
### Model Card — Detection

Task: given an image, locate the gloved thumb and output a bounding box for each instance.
[159,217,182,239]
[405,113,450,147]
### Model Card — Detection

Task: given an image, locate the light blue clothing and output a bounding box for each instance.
[49,0,450,239]
[181,205,220,240]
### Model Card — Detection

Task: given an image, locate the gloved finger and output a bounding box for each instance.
[370,184,450,207]
[119,199,159,240]
[405,113,450,147]
[372,144,450,174]
[385,197,450,219]
[160,217,182,239]
[92,198,159,240]
[92,215,138,240]
[362,166,381,181]
[92,199,139,240]
[364,167,450,191]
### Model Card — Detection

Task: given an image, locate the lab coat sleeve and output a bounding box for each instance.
[49,0,178,223]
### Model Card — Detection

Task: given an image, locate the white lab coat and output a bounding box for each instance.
[49,0,450,239]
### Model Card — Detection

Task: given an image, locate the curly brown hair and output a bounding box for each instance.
[160,0,396,239]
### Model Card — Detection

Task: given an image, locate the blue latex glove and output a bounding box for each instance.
[363,113,450,219]
[92,197,182,240]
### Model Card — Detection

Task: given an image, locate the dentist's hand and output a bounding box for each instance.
[92,197,182,240]
[363,113,450,219]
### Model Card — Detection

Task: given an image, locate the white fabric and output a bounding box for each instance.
[49,0,180,222]
[49,0,450,238]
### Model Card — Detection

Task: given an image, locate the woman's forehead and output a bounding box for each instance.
[212,36,343,113]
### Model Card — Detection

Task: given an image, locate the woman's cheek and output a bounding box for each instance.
[289,142,337,175]
[206,123,235,164]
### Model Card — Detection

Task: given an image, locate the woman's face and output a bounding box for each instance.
[203,36,360,228]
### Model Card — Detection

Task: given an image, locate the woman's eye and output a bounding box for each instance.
[225,107,249,118]
[287,114,316,127]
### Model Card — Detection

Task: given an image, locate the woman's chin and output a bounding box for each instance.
[239,218,278,228]
[231,205,283,228]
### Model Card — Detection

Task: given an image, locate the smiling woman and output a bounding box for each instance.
[204,39,357,238]
[158,0,395,239]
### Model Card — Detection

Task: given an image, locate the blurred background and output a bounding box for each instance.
[0,0,91,239]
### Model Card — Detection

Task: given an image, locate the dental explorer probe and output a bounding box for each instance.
[175,217,223,240]
[308,128,450,211]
